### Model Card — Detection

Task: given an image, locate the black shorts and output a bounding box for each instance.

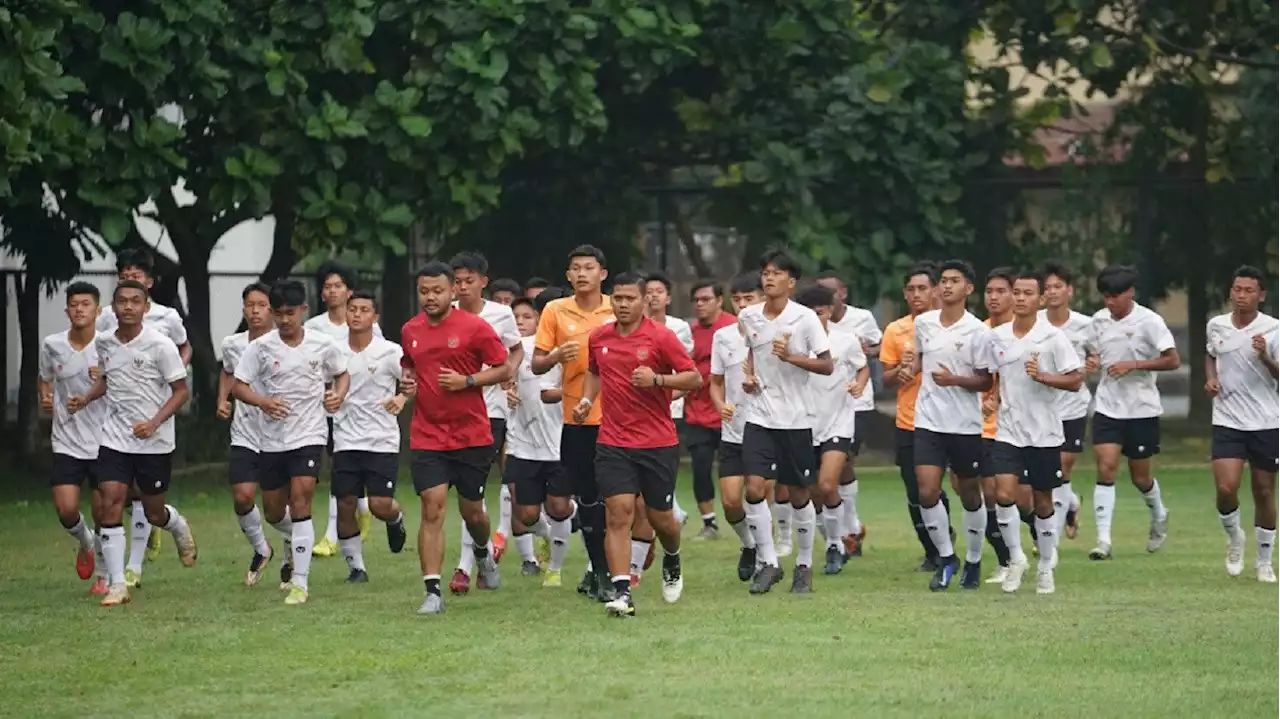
[332,451,399,498]
[1061,416,1087,454]
[228,446,260,485]
[979,438,998,478]
[717,440,745,479]
[1092,414,1160,459]
[51,454,99,488]
[411,447,490,501]
[505,456,572,506]
[595,444,679,511]
[988,441,1064,491]
[560,424,601,503]
[489,418,507,465]
[97,447,172,496]
[850,411,873,456]
[914,428,983,478]
[1211,426,1279,472]
[742,423,817,487]
[682,422,721,452]
[260,445,324,492]
[814,437,852,467]
[894,427,915,468]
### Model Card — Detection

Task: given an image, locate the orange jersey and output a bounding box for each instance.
[880,316,920,430]
[534,295,614,425]
[981,317,1007,439]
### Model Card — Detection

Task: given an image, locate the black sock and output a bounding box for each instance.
[703,515,717,529]
[985,509,1010,566]
[425,577,441,596]
[613,577,630,597]
[909,504,935,556]
[473,541,489,559]
[662,549,681,578]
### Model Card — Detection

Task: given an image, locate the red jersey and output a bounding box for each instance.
[683,311,738,428]
[588,317,697,449]
[400,309,508,451]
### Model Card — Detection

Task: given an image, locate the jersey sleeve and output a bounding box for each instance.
[38,339,56,382]
[1146,314,1177,353]
[373,322,384,339]
[971,328,991,370]
[156,338,188,383]
[848,335,868,371]
[95,310,115,333]
[324,339,349,377]
[802,313,830,357]
[1268,329,1279,359]
[497,308,522,349]
[220,337,238,373]
[539,363,562,391]
[859,314,883,346]
[586,329,601,376]
[165,312,189,347]
[234,342,261,384]
[1052,331,1082,373]
[1205,319,1219,357]
[663,328,697,374]
[675,321,694,355]
[880,324,902,366]
[472,320,509,367]
[710,334,727,376]
[384,343,405,380]
[534,304,559,353]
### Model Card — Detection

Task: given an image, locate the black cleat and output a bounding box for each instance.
[823,546,844,576]
[387,518,407,554]
[737,547,758,582]
[959,560,981,589]
[279,562,293,589]
[570,514,581,534]
[929,555,960,592]
[578,570,597,598]
[918,554,939,572]
[791,565,813,593]
[595,572,619,603]
[346,568,370,584]
[749,564,784,595]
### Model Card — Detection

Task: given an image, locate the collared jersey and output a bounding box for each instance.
[535,295,615,425]
[738,300,830,431]
[663,315,695,419]
[983,319,1083,448]
[913,309,989,435]
[1038,309,1094,420]
[98,302,187,348]
[333,336,404,453]
[1206,312,1279,431]
[220,332,263,451]
[588,317,696,449]
[507,335,564,462]
[810,329,868,445]
[709,324,752,444]
[401,310,508,451]
[830,305,881,412]
[234,329,347,453]
[880,315,920,430]
[1089,304,1175,419]
[96,327,188,455]
[39,331,105,460]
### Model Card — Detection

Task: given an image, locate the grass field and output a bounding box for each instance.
[1,465,1275,718]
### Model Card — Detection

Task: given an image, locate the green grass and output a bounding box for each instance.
[1,466,1275,718]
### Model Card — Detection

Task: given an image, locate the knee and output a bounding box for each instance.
[55,506,80,527]
[231,486,256,513]
[545,496,572,521]
[515,505,540,526]
[460,503,487,527]
[368,497,396,519]
[143,504,168,527]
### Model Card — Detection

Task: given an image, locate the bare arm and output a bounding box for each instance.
[149,378,190,426]
[178,342,193,366]
[709,374,726,411]
[1204,355,1220,389]
[471,365,510,388]
[1130,348,1180,372]
[531,347,565,376]
[39,379,54,412]
[1260,351,1279,379]
[331,371,350,399]
[784,351,834,376]
[951,368,994,393]
[505,342,524,382]
[1034,368,1084,392]
[656,369,702,393]
[231,379,271,408]
[540,388,563,404]
[85,375,107,403]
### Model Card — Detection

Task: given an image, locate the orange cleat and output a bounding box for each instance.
[843,525,867,558]
[75,546,95,580]
[89,577,109,595]
[492,532,508,564]
[448,568,471,595]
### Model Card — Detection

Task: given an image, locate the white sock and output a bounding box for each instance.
[1071,490,1081,513]
[238,506,270,555]
[729,515,755,549]
[822,503,843,550]
[101,526,126,586]
[357,496,370,515]
[793,502,816,567]
[747,500,778,566]
[458,525,477,574]
[1094,484,1116,545]
[773,501,792,544]
[1220,508,1242,538]
[127,501,148,574]
[269,510,294,557]
[673,497,688,524]
[160,505,188,536]
[1141,478,1167,520]
[516,533,536,563]
[291,519,315,590]
[922,501,954,558]
[548,516,571,571]
[1035,512,1059,570]
[340,535,365,572]
[630,538,652,576]
[963,507,986,564]
[996,504,1025,563]
[839,482,861,536]
[94,533,107,579]
[65,514,94,550]
[815,506,827,543]
[1257,526,1276,567]
[498,484,513,538]
[324,495,339,544]
[1052,484,1073,533]
[531,514,550,539]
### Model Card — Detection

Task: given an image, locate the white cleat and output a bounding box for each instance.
[661,572,684,604]
[1035,568,1056,595]
[1088,542,1112,561]
[985,565,1010,584]
[1146,511,1168,553]
[1258,565,1277,583]
[1226,531,1246,576]
[776,541,793,558]
[416,593,445,615]
[1002,556,1029,594]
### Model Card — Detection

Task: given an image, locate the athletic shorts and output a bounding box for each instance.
[51,454,99,488]
[742,423,816,487]
[914,428,982,477]
[410,447,490,501]
[1061,416,1087,454]
[560,424,601,504]
[682,422,721,452]
[894,427,915,468]
[1211,425,1279,471]
[260,445,324,492]
[1091,413,1160,459]
[97,447,172,496]
[979,438,998,478]
[488,418,507,465]
[814,436,852,467]
[987,441,1064,491]
[332,450,399,498]
[717,441,745,479]
[850,410,873,456]
[505,456,572,506]
[228,446,260,485]
[595,444,678,511]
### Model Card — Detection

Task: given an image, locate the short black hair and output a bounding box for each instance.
[644,270,673,293]
[416,261,454,282]
[523,276,549,291]
[689,278,723,300]
[568,244,607,268]
[814,270,846,288]
[939,259,976,284]
[986,266,1016,287]
[534,286,569,312]
[449,251,489,276]
[729,273,763,295]
[511,297,535,314]
[903,264,937,286]
[65,281,100,304]
[115,248,154,277]
[348,288,379,311]
[1015,270,1045,293]
[241,282,271,301]
[611,272,646,293]
[490,278,521,296]
[795,283,835,309]
[1040,259,1073,285]
[1233,265,1267,290]
[112,279,149,302]
[759,247,803,279]
[316,261,357,292]
[268,279,307,309]
[1096,264,1139,296]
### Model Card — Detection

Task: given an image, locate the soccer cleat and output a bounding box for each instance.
[312,537,337,558]
[541,569,562,588]
[1258,565,1277,583]
[842,529,865,559]
[100,584,130,607]
[358,508,373,542]
[1226,531,1246,576]
[89,576,109,595]
[749,564,784,595]
[823,546,844,576]
[790,565,813,594]
[75,546,94,580]
[174,522,198,567]
[449,569,471,595]
[605,594,635,618]
[928,556,959,591]
[124,569,141,589]
[279,562,293,590]
[737,547,758,582]
[984,564,1009,585]
[694,524,719,541]
[416,593,445,615]
[492,532,508,564]
[1035,568,1055,595]
[595,573,619,603]
[917,554,939,572]
[520,560,540,577]
[477,556,501,590]
[284,585,309,605]
[1147,512,1169,553]
[245,547,272,587]
[1088,542,1112,561]
[661,566,684,604]
[387,518,407,554]
[577,570,596,598]
[534,536,550,566]
[776,540,793,558]
[145,527,162,563]
[1065,508,1079,539]
[346,568,369,584]
[959,560,981,590]
[1002,557,1029,594]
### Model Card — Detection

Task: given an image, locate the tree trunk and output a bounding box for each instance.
[664,195,714,278]
[15,272,42,457]
[180,247,218,412]
[1,271,9,433]
[381,244,412,344]
[1184,89,1213,424]
[261,185,298,283]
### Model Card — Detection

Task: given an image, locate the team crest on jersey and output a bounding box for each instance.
[448,337,460,348]
[133,357,145,368]
[954,341,964,351]
[636,349,649,360]
[1124,331,1133,339]
[309,360,320,372]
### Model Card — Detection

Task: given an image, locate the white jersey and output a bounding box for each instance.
[454,300,521,421]
[332,336,404,453]
[710,324,752,444]
[97,302,188,348]
[220,332,263,451]
[739,300,829,431]
[1089,304,1175,420]
[506,335,563,462]
[810,329,868,444]
[302,313,384,342]
[984,319,1083,448]
[830,305,881,412]
[39,331,105,460]
[234,329,347,453]
[913,309,989,435]
[1038,309,1093,420]
[96,327,187,455]
[663,315,694,419]
[1207,312,1280,431]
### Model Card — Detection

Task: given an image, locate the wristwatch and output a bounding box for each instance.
[465,375,476,388]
